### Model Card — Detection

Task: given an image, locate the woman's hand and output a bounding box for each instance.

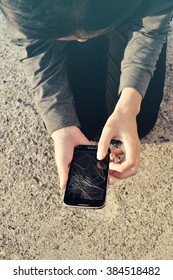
[52,126,90,189]
[97,88,142,185]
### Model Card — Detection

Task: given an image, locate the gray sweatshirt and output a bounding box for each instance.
[0,0,173,135]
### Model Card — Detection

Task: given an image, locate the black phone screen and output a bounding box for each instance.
[63,145,110,208]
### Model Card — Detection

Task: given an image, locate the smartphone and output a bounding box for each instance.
[63,145,110,209]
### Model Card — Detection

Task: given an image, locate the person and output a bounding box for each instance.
[0,0,173,189]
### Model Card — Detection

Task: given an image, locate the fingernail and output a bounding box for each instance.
[97,151,102,160]
[60,183,64,190]
[59,181,63,189]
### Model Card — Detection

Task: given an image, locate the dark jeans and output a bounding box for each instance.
[64,25,166,140]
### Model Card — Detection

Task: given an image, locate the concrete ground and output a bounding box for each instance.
[0,12,173,260]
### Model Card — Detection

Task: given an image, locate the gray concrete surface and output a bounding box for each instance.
[0,12,173,260]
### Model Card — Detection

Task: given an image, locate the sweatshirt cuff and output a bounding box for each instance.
[118,66,152,98]
[40,103,81,135]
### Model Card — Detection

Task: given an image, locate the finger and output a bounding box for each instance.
[97,126,114,160]
[109,152,140,179]
[109,167,138,179]
[110,147,125,165]
[56,156,70,189]
[108,176,116,186]
[109,146,138,175]
[54,143,73,189]
[110,147,124,161]
[110,148,123,156]
[119,139,141,176]
[109,139,141,179]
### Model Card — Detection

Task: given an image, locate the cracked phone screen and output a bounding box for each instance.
[64,146,110,207]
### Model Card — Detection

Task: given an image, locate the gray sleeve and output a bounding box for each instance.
[16,39,80,135]
[119,0,173,97]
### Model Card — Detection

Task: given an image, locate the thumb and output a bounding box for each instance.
[58,159,70,189]
[97,126,113,160]
[55,146,72,189]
